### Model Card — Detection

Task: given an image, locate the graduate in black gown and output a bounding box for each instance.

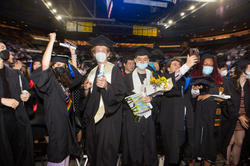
[0,42,33,166]
[191,54,223,166]
[222,58,250,166]
[82,35,126,166]
[159,55,198,166]
[27,54,48,143]
[32,33,81,165]
[122,47,159,166]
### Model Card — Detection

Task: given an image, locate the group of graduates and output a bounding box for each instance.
[0,33,250,166]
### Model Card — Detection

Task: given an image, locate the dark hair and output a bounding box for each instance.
[192,57,223,86]
[166,58,183,69]
[51,63,72,88]
[232,64,250,92]
[123,56,135,64]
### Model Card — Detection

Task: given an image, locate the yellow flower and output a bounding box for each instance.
[150,77,156,84]
[161,76,167,82]
[164,82,168,88]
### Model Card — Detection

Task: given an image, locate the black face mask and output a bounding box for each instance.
[0,50,10,61]
[54,67,66,76]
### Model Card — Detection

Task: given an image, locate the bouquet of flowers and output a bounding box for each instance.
[146,75,173,97]
[124,75,173,122]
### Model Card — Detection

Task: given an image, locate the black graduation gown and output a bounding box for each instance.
[32,68,81,162]
[68,67,85,137]
[0,66,33,166]
[27,75,48,140]
[160,76,194,165]
[221,78,250,158]
[193,83,219,162]
[82,66,126,166]
[122,72,158,166]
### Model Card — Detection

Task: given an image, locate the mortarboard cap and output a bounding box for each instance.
[151,48,165,61]
[27,54,43,72]
[190,76,214,87]
[231,54,250,69]
[51,54,75,77]
[88,35,114,48]
[134,46,152,57]
[151,48,164,57]
[51,54,69,63]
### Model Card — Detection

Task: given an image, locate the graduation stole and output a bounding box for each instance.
[60,84,73,115]
[87,62,114,123]
[132,69,153,118]
[29,79,38,112]
[66,97,73,115]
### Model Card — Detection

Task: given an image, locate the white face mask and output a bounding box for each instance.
[220,70,228,77]
[246,72,250,79]
[95,52,107,63]
[136,62,148,71]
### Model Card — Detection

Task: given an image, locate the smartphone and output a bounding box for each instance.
[190,48,200,63]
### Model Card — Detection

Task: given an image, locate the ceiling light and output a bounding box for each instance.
[56,15,62,20]
[47,2,52,7]
[189,5,195,10]
[164,24,169,29]
[180,12,185,16]
[168,20,173,24]
[52,9,57,13]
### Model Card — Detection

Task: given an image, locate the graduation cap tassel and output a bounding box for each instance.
[148,62,156,72]
[29,59,33,73]
[227,70,230,81]
[67,58,75,78]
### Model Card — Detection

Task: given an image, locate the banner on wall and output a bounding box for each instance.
[133,25,158,37]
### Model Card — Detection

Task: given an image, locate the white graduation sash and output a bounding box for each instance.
[87,62,114,123]
[132,69,153,118]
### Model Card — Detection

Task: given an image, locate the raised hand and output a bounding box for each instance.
[186,54,199,68]
[49,33,56,42]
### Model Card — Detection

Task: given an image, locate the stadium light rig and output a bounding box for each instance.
[159,2,208,29]
[41,0,63,23]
